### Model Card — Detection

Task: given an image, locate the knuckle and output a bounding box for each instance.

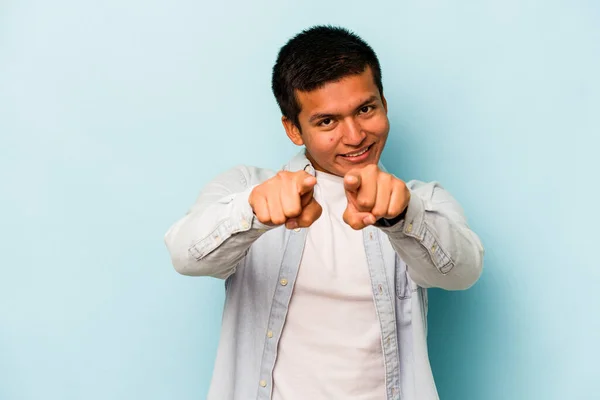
[285,205,302,218]
[272,216,285,225]
[314,204,323,217]
[371,207,385,218]
[366,164,378,173]
[264,192,277,204]
[342,211,350,224]
[256,213,270,224]
[298,213,315,227]
[294,170,308,180]
[276,171,289,179]
[395,178,406,190]
[342,212,359,230]
[252,185,266,197]
[297,216,311,227]
[358,198,372,209]
[388,207,402,218]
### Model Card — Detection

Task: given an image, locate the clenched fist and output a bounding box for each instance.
[249,170,323,229]
[343,164,410,230]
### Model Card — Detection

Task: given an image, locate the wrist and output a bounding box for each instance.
[375,207,407,228]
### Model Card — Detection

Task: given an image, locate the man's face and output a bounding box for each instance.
[283,67,389,177]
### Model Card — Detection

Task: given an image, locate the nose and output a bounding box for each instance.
[342,118,366,147]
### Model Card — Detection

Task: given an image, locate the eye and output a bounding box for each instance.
[319,118,333,127]
[359,105,374,114]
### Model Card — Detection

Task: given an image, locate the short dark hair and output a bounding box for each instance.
[271,25,383,129]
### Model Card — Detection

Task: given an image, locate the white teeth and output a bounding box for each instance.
[344,146,369,157]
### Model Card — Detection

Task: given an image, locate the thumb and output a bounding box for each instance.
[296,197,323,228]
[343,203,376,230]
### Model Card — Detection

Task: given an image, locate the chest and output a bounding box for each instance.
[241,224,405,303]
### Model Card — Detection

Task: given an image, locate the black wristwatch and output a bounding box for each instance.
[375,208,408,228]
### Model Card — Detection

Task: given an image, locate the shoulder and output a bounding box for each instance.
[405,179,444,194]
[210,165,278,188]
[209,151,303,190]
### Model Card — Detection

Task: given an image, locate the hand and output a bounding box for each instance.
[343,164,410,230]
[249,170,322,229]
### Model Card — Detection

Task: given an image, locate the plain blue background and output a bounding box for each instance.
[1,0,598,399]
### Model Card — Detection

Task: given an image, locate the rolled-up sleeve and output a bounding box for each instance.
[378,181,484,290]
[164,166,275,279]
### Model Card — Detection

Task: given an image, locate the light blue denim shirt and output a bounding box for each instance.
[164,151,484,400]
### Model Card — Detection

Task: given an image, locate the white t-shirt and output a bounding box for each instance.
[272,171,386,399]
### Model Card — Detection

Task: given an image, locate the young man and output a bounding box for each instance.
[165,26,483,400]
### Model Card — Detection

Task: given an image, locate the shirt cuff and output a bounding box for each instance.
[228,185,276,233]
[376,190,426,239]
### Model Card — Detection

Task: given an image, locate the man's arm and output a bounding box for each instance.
[378,180,484,290]
[164,166,275,279]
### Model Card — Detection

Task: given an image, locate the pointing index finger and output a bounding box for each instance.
[344,171,362,193]
[297,174,317,195]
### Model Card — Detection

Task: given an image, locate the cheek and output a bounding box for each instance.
[314,133,337,149]
[307,134,339,160]
[304,129,341,156]
[365,115,389,136]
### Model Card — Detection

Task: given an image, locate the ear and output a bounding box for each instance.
[381,93,388,113]
[282,116,304,146]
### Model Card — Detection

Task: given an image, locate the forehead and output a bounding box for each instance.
[295,67,380,116]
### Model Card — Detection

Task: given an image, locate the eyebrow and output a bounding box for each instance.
[308,95,379,124]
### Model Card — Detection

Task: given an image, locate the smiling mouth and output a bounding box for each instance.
[340,143,374,158]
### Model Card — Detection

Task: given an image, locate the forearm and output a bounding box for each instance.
[164,167,275,279]
[379,181,484,290]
